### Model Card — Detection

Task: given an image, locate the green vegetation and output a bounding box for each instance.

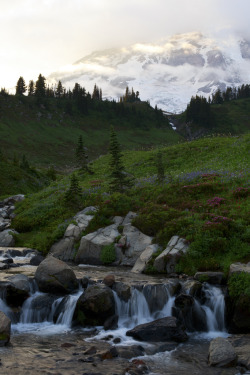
[0,91,179,168]
[228,273,250,299]
[9,133,249,274]
[100,244,116,264]
[181,84,250,136]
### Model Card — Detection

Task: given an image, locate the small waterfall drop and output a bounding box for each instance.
[201,283,226,332]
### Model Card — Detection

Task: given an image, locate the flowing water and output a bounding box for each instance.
[0,266,236,375]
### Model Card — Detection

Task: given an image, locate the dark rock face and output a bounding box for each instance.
[194,272,225,285]
[112,282,131,302]
[34,256,78,294]
[74,285,115,326]
[230,295,250,333]
[5,275,30,307]
[30,255,44,266]
[0,311,11,346]
[126,316,188,342]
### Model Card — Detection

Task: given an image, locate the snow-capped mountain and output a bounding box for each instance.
[50,32,250,113]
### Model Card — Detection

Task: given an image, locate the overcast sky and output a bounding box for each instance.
[0,0,249,89]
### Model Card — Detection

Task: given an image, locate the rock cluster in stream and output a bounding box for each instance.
[0,195,25,247]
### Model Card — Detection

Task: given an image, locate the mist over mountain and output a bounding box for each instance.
[50,32,250,113]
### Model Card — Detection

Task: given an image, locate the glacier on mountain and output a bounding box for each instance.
[49,32,250,113]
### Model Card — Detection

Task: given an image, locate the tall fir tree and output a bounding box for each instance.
[28,80,35,96]
[65,174,82,205]
[108,126,131,192]
[15,76,27,95]
[35,74,46,97]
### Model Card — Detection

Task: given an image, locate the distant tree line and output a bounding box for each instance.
[185,83,250,127]
[0,74,168,129]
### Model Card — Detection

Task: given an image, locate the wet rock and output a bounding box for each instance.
[103,274,115,287]
[5,274,30,306]
[99,346,118,360]
[131,244,159,273]
[182,279,202,297]
[35,256,78,294]
[103,314,118,331]
[208,337,237,367]
[126,316,188,342]
[74,284,115,326]
[30,294,59,322]
[154,236,189,274]
[194,272,225,285]
[80,276,90,289]
[116,345,145,359]
[112,282,131,302]
[30,254,45,266]
[0,311,11,346]
[0,229,16,247]
[142,284,171,312]
[0,262,9,270]
[173,293,207,332]
[1,258,13,264]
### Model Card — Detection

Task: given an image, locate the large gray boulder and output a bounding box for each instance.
[208,337,237,367]
[5,275,30,307]
[117,224,152,266]
[50,206,97,261]
[74,284,115,326]
[75,224,120,264]
[131,244,159,273]
[0,229,16,247]
[35,256,78,294]
[0,311,11,346]
[126,316,188,342]
[154,236,189,273]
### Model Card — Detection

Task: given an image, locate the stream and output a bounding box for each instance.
[0,258,245,375]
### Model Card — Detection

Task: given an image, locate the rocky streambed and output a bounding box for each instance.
[0,255,249,375]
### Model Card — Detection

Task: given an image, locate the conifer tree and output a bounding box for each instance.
[108,126,131,192]
[28,80,35,96]
[15,76,27,95]
[55,81,64,98]
[65,174,82,205]
[76,135,88,172]
[35,74,46,97]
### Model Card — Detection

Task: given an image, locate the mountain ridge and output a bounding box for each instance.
[50,31,250,113]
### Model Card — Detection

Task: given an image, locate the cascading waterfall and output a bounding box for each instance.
[201,283,226,332]
[1,278,226,339]
[13,288,83,333]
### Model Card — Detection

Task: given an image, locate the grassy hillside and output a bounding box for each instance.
[0,94,181,168]
[0,158,51,198]
[11,134,250,274]
[176,98,250,136]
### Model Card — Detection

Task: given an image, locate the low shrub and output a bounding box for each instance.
[228,273,250,299]
[100,243,116,264]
